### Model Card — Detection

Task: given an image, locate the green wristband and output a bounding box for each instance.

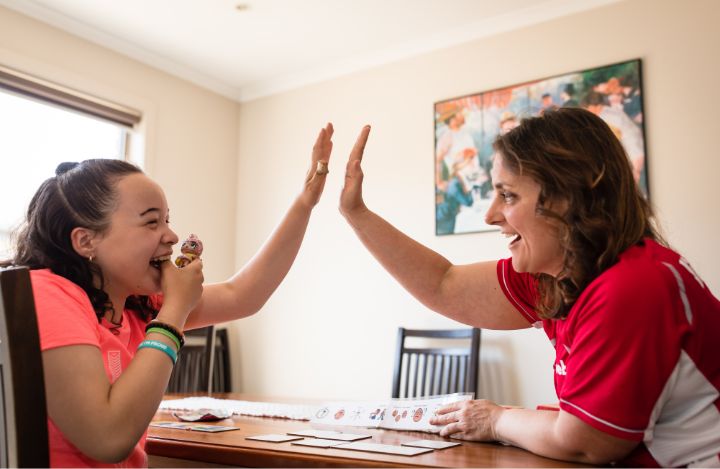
[146,327,181,350]
[145,320,185,347]
[138,339,177,365]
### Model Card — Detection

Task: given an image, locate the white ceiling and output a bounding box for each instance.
[1,0,620,102]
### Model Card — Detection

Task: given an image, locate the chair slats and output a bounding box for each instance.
[438,354,446,394]
[420,354,428,396]
[429,354,437,395]
[167,328,231,393]
[402,352,410,398]
[391,327,481,399]
[408,353,419,397]
[450,355,458,393]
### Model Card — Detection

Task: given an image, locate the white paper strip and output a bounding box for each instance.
[159,397,316,420]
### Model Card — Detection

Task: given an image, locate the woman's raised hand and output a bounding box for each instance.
[339,125,371,221]
[299,122,334,208]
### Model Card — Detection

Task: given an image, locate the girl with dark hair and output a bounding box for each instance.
[339,110,719,467]
[12,123,334,467]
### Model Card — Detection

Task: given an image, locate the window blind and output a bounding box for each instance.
[0,65,141,128]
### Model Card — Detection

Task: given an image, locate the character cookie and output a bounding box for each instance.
[175,233,203,267]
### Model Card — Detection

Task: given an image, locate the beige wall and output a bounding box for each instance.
[0,6,239,287]
[3,0,719,409]
[234,0,720,407]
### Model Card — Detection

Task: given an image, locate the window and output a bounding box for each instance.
[0,66,142,258]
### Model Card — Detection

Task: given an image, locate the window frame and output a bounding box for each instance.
[0,65,143,257]
[0,64,141,130]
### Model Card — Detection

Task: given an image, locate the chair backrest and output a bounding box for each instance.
[167,326,231,394]
[391,327,481,399]
[203,325,216,393]
[0,267,49,467]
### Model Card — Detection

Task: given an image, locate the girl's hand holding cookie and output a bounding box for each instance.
[158,234,205,328]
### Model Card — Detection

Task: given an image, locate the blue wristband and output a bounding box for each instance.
[138,339,177,365]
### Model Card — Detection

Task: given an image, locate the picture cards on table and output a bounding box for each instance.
[191,425,239,433]
[336,441,433,456]
[291,438,347,448]
[245,434,303,443]
[287,429,371,441]
[150,421,239,433]
[401,439,461,449]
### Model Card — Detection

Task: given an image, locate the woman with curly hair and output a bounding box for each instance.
[339,109,719,467]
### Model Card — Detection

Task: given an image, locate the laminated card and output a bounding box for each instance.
[310,393,472,432]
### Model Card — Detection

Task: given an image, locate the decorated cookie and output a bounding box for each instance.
[175,234,203,267]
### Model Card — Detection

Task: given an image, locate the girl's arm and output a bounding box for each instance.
[184,123,333,329]
[43,260,204,462]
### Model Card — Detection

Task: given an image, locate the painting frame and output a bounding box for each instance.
[434,58,648,236]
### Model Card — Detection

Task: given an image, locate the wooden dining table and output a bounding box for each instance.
[147,393,592,468]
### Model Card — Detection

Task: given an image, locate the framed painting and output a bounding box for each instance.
[434,59,647,235]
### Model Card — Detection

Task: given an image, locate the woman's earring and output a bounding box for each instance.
[88,255,94,263]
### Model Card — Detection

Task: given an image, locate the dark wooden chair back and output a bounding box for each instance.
[391,327,481,399]
[0,266,49,467]
[167,326,231,394]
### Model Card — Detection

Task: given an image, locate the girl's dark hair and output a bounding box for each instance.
[12,159,158,322]
[493,107,663,319]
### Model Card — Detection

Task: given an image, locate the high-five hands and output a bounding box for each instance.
[300,122,334,208]
[339,125,371,221]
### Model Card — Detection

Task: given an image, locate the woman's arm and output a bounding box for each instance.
[184,123,334,329]
[340,126,527,330]
[431,400,637,465]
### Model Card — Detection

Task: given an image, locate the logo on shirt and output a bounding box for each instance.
[108,350,122,382]
[555,359,567,376]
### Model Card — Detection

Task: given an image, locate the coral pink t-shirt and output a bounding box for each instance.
[31,269,152,468]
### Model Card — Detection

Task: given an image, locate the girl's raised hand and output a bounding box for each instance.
[299,122,334,208]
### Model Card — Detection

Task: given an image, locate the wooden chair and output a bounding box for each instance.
[391,327,481,399]
[166,326,231,394]
[0,266,49,467]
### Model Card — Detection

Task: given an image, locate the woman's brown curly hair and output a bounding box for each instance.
[493,107,663,319]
